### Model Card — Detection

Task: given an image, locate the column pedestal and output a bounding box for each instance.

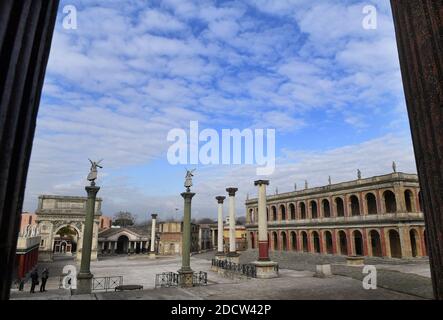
[226,252,240,264]
[178,268,194,288]
[215,252,226,261]
[252,260,279,279]
[149,252,156,259]
[75,273,93,295]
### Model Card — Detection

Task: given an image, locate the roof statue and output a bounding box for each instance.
[87,159,103,185]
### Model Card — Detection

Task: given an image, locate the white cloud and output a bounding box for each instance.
[23,1,416,220]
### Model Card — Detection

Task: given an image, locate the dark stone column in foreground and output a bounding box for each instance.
[75,184,100,295]
[0,0,59,300]
[390,0,443,299]
[178,191,195,287]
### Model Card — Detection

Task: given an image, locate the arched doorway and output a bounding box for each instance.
[384,190,397,213]
[53,225,79,256]
[281,232,288,251]
[290,231,297,251]
[299,202,306,219]
[404,190,414,213]
[301,231,308,252]
[370,230,382,257]
[350,195,360,216]
[366,193,377,215]
[311,201,318,219]
[389,230,402,258]
[271,206,277,221]
[324,231,333,254]
[338,231,348,255]
[353,230,364,256]
[272,232,278,250]
[117,235,129,254]
[410,229,419,257]
[312,231,320,253]
[322,199,331,218]
[335,198,345,217]
[289,203,296,220]
[280,205,286,221]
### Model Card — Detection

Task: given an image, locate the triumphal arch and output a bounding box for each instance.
[36,195,102,262]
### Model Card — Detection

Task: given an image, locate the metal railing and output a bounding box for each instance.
[155,271,208,288]
[212,259,258,278]
[58,275,123,292]
[92,276,123,292]
[155,272,180,288]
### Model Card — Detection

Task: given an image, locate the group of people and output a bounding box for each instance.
[28,268,49,293]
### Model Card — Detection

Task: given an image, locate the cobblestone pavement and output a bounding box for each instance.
[195,250,433,299]
[10,252,427,300]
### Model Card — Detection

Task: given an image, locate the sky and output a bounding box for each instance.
[23,0,417,222]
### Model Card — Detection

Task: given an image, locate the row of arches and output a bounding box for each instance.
[249,227,427,259]
[249,189,421,223]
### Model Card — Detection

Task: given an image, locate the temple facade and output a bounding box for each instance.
[245,172,426,259]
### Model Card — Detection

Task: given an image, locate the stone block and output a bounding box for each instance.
[252,260,279,279]
[315,264,332,278]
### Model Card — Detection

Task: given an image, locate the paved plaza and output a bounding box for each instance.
[10,251,432,300]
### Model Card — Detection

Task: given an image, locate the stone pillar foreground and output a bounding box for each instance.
[0,0,59,300]
[149,214,157,259]
[390,0,443,299]
[178,192,195,287]
[226,188,240,263]
[216,196,226,259]
[252,180,278,279]
[76,184,100,295]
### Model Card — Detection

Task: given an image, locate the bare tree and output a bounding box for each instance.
[113,211,137,227]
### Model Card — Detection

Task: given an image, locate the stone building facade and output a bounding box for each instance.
[36,195,102,262]
[99,216,113,231]
[14,225,40,281]
[19,212,37,234]
[158,221,199,255]
[198,224,213,252]
[245,172,426,259]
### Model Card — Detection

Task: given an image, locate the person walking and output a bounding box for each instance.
[40,268,49,292]
[30,269,39,294]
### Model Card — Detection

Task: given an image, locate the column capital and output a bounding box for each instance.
[216,196,226,204]
[151,214,158,219]
[85,185,100,195]
[254,180,269,186]
[181,192,196,200]
[226,188,238,197]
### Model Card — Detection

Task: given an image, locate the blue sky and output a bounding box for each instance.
[23,0,417,221]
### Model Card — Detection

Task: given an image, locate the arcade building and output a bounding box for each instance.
[245,172,426,259]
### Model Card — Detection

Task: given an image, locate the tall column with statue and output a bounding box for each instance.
[76,159,102,294]
[178,169,196,287]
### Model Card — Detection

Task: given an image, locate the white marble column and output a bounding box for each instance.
[226,188,239,261]
[252,180,278,278]
[216,196,226,257]
[255,180,270,261]
[150,214,158,258]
